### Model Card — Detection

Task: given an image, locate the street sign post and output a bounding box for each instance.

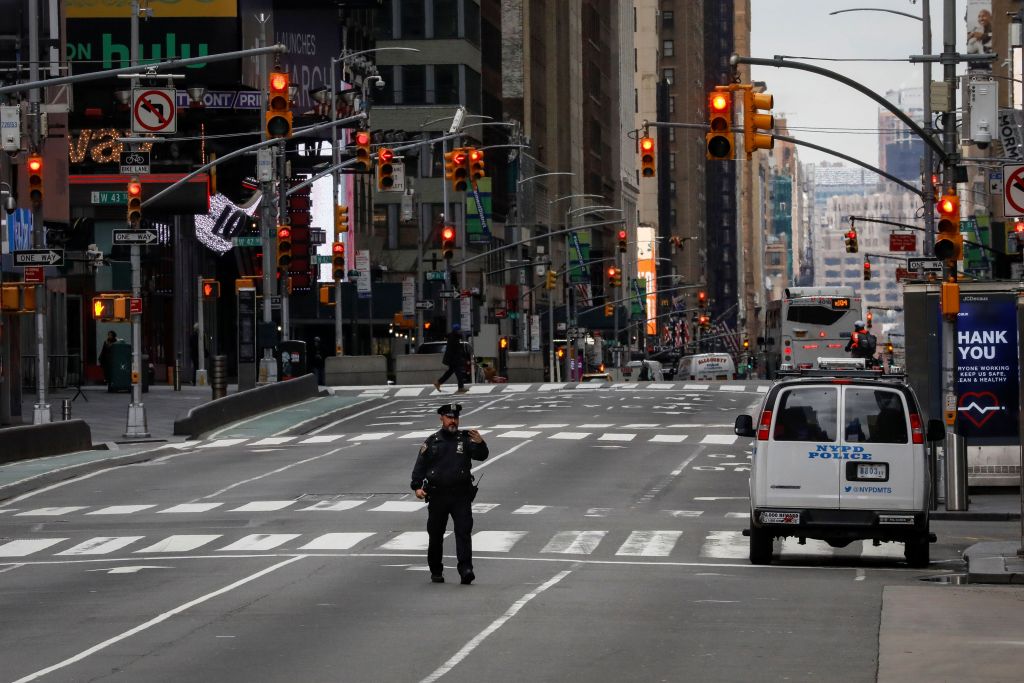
[132,87,177,134]
[112,229,158,246]
[907,257,943,276]
[13,249,63,267]
[232,236,263,247]
[425,271,446,281]
[119,150,150,175]
[440,290,459,299]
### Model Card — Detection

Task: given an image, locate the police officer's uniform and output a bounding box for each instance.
[410,403,489,583]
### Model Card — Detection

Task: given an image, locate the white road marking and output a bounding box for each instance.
[0,539,67,557]
[472,531,528,552]
[87,505,156,515]
[598,433,635,442]
[665,510,704,518]
[15,507,87,516]
[300,532,374,550]
[399,430,436,439]
[538,383,566,391]
[308,400,399,435]
[418,569,572,683]
[229,501,294,512]
[541,530,607,554]
[466,385,495,394]
[370,501,426,512]
[381,531,444,551]
[578,423,608,428]
[756,385,770,392]
[780,538,833,556]
[298,500,365,512]
[495,430,541,438]
[682,384,710,390]
[472,441,530,473]
[348,432,393,441]
[135,535,222,553]
[218,534,300,552]
[198,439,247,449]
[623,423,660,428]
[530,423,569,429]
[700,434,738,445]
[650,434,688,443]
[724,512,749,519]
[199,446,349,500]
[57,537,144,556]
[395,388,425,396]
[512,505,546,514]
[298,435,345,444]
[10,556,304,683]
[699,531,750,559]
[158,503,223,514]
[499,384,530,392]
[585,508,612,517]
[550,432,590,440]
[616,530,683,557]
[471,503,500,513]
[0,509,16,514]
[694,496,749,501]
[720,385,747,392]
[489,424,525,429]
[249,437,296,446]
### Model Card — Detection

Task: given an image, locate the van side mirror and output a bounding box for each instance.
[926,419,945,443]
[735,414,756,438]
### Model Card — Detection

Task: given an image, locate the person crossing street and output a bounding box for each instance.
[433,326,469,394]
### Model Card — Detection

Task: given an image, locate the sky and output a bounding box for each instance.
[751,0,972,168]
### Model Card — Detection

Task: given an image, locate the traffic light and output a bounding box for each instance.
[201,279,220,299]
[0,284,35,313]
[640,136,656,177]
[698,291,707,309]
[845,228,859,253]
[706,90,734,160]
[26,154,43,209]
[866,311,873,329]
[334,204,349,234]
[445,147,469,192]
[698,314,711,330]
[545,270,558,289]
[376,148,395,191]
[441,225,456,259]
[1013,220,1024,253]
[604,303,614,317]
[886,340,895,355]
[742,88,774,157]
[126,176,142,226]
[468,147,485,182]
[863,259,871,281]
[935,193,962,262]
[91,295,129,322]
[499,336,509,350]
[742,339,750,351]
[331,241,345,281]
[607,265,617,286]
[265,71,292,139]
[276,225,292,271]
[353,130,372,172]
[617,229,628,253]
[319,284,333,305]
[614,267,623,287]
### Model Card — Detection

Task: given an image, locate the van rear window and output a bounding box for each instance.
[773,388,838,442]
[843,388,908,444]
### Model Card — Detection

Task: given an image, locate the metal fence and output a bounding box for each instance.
[20,354,81,391]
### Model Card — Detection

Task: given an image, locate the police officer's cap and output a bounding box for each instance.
[437,403,463,417]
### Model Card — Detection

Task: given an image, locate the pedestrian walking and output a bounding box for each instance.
[410,403,489,584]
[98,330,117,384]
[433,326,469,394]
[311,336,325,385]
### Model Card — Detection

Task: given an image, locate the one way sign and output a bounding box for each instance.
[13,249,64,267]
[112,229,159,246]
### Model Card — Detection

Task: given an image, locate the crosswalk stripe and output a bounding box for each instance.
[473,531,527,552]
[490,424,525,428]
[623,423,660,428]
[57,536,144,556]
[369,501,426,512]
[541,530,607,554]
[720,385,747,392]
[399,430,436,439]
[598,433,635,442]
[665,510,704,518]
[218,534,300,552]
[348,432,393,441]
[496,430,540,438]
[650,434,687,443]
[648,384,675,390]
[300,532,375,550]
[395,388,425,396]
[530,423,569,429]
[724,512,749,519]
[700,434,738,445]
[682,384,710,390]
[299,435,345,444]
[380,531,435,551]
[250,437,297,446]
[616,530,684,557]
[500,384,530,392]
[550,432,590,440]
[858,540,905,559]
[229,501,294,512]
[199,438,247,448]
[471,503,500,513]
[298,500,364,512]
[87,505,157,515]
[538,383,566,391]
[466,385,495,394]
[756,385,770,393]
[135,535,221,553]
[780,538,832,556]
[158,503,223,514]
[15,506,87,516]
[699,530,749,559]
[0,538,67,557]
[512,505,546,514]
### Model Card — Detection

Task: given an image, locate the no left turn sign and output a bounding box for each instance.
[132,88,177,134]
[1003,163,1024,216]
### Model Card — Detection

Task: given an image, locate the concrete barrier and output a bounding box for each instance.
[325,354,388,385]
[173,373,320,438]
[0,419,93,463]
[395,353,446,385]
[506,351,545,383]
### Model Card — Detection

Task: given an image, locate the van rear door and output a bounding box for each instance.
[762,386,841,508]
[838,386,917,510]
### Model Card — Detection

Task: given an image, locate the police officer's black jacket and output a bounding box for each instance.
[410,428,489,493]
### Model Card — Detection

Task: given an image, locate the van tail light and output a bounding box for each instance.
[757,410,772,440]
[909,413,924,444]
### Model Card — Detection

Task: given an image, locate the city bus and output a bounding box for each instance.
[761,287,863,378]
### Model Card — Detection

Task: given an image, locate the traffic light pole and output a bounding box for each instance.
[258,22,277,385]
[330,54,345,356]
[196,276,207,385]
[28,0,48,424]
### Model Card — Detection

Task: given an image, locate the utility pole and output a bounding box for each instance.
[922,0,935,256]
[257,16,277,384]
[28,0,49,424]
[330,47,346,357]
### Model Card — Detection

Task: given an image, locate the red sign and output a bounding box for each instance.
[889,232,917,252]
[130,297,143,314]
[23,267,44,283]
[895,267,911,282]
[494,307,507,319]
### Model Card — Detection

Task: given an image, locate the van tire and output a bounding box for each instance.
[749,525,773,565]
[904,536,930,568]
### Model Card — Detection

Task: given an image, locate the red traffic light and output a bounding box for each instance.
[269,72,288,93]
[607,266,616,277]
[1014,221,1024,234]
[938,195,958,215]
[863,261,871,270]
[27,156,42,172]
[617,229,627,241]
[710,93,729,111]
[452,150,467,165]
[441,226,456,241]
[378,148,394,163]
[332,241,345,255]
[355,130,370,146]
[127,180,142,197]
[845,230,856,240]
[469,149,482,161]
[277,226,291,239]
[640,137,654,152]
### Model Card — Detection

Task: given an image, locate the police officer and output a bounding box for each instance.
[411,403,489,584]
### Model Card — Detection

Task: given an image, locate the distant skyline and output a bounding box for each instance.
[751,0,971,169]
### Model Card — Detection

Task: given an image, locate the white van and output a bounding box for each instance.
[620,360,665,382]
[676,353,736,381]
[734,373,943,567]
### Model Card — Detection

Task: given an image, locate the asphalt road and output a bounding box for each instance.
[0,383,1002,682]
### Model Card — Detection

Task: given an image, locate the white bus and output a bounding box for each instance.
[761,287,863,378]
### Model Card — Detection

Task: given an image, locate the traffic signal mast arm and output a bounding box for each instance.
[848,215,1004,255]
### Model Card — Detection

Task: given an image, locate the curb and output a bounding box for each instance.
[173,373,319,438]
[0,448,161,502]
[0,419,93,464]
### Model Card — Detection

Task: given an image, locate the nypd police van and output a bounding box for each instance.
[734,362,943,567]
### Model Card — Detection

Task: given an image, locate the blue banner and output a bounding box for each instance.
[954,292,1019,444]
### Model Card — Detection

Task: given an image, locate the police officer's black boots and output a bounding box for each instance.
[460,569,475,585]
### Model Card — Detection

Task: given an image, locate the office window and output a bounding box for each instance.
[401,0,426,39]
[375,1,394,39]
[662,67,674,85]
[434,64,459,104]
[464,0,481,45]
[464,66,482,112]
[662,10,674,29]
[374,65,395,106]
[669,153,676,171]
[663,40,674,57]
[401,65,427,104]
[434,0,458,38]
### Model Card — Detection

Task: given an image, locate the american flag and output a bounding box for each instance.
[575,283,592,307]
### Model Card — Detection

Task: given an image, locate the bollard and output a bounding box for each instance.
[173,352,182,391]
[944,432,968,511]
[62,398,72,421]
[211,354,228,400]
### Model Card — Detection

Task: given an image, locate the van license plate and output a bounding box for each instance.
[857,464,887,480]
[760,511,799,524]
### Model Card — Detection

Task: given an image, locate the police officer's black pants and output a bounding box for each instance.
[426,492,474,576]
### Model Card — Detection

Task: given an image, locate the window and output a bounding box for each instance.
[464,0,481,45]
[434,0,458,38]
[464,66,482,112]
[401,0,426,39]
[843,388,908,444]
[401,65,427,104]
[824,257,841,266]
[434,64,459,104]
[661,10,674,29]
[662,67,674,85]
[786,305,847,326]
[663,39,674,57]
[773,388,838,442]
[374,65,395,106]
[669,153,676,171]
[375,0,394,39]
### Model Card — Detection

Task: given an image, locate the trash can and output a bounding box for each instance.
[276,340,307,381]
[107,341,132,393]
